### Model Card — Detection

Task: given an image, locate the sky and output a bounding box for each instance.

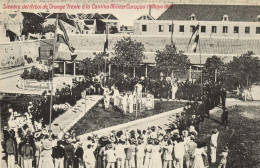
[1,0,260,26]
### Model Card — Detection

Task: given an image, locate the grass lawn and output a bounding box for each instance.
[70,100,186,135]
[197,105,260,168]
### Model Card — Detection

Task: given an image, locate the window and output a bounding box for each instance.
[223,14,229,21]
[159,25,164,32]
[256,27,260,34]
[190,13,196,20]
[179,25,184,32]
[234,26,239,33]
[245,27,250,34]
[142,25,147,32]
[201,26,206,33]
[212,26,217,33]
[223,26,228,33]
[190,26,195,32]
[169,25,174,32]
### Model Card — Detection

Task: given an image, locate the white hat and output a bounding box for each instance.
[9,120,17,129]
[8,108,13,113]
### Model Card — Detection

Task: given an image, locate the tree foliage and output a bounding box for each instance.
[110,26,118,34]
[22,13,45,35]
[112,37,145,68]
[203,55,225,81]
[224,51,260,89]
[42,24,55,34]
[155,45,190,77]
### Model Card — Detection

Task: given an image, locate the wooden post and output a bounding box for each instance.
[64,61,66,76]
[145,64,148,78]
[109,64,111,79]
[215,69,217,82]
[189,66,192,81]
[133,66,136,77]
[73,61,76,76]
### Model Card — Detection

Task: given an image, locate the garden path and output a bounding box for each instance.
[50,95,103,138]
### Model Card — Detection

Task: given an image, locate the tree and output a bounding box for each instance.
[224,51,260,89]
[93,52,109,73]
[109,26,118,34]
[22,13,45,35]
[155,44,190,77]
[203,55,225,82]
[96,19,106,34]
[42,24,55,34]
[78,58,92,76]
[111,37,145,71]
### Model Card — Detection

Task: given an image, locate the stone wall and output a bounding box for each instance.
[0,40,40,69]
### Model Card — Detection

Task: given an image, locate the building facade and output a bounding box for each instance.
[134,4,260,38]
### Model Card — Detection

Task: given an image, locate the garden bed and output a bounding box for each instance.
[70,100,186,135]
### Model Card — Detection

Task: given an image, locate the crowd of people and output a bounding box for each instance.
[3,110,229,168]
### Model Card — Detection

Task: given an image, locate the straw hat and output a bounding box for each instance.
[34,132,41,138]
[223,146,229,152]
[109,136,116,143]
[41,129,48,135]
[9,120,17,129]
[107,143,113,149]
[42,140,52,150]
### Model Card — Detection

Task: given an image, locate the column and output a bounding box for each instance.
[189,65,192,81]
[64,62,66,76]
[108,64,111,79]
[73,61,76,76]
[133,66,136,77]
[145,64,148,78]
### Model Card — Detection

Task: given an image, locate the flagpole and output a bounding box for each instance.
[49,15,58,135]
[198,30,203,95]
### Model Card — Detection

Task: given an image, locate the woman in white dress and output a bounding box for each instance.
[122,93,128,114]
[128,92,134,114]
[192,143,207,168]
[113,87,120,107]
[143,139,153,168]
[163,140,173,168]
[151,139,162,168]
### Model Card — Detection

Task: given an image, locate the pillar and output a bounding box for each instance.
[145,64,148,78]
[73,61,76,76]
[64,62,66,76]
[215,69,217,82]
[133,66,136,77]
[189,65,192,81]
[109,64,111,79]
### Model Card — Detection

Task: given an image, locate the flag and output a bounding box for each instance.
[187,24,199,50]
[104,27,108,53]
[191,33,199,53]
[56,19,77,60]
[171,20,175,47]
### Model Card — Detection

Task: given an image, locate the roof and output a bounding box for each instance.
[9,14,17,18]
[101,13,118,20]
[88,13,104,20]
[137,14,155,20]
[53,50,236,64]
[46,13,79,29]
[84,20,94,25]
[157,4,260,22]
[37,12,51,18]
